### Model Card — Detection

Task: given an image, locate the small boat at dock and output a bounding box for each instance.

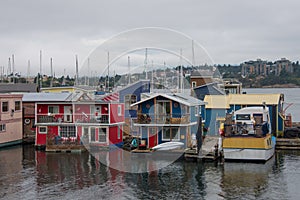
[152,141,184,151]
[222,106,276,162]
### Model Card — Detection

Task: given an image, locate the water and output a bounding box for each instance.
[244,88,300,122]
[1,145,300,200]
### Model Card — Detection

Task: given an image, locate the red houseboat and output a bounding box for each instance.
[35,93,124,150]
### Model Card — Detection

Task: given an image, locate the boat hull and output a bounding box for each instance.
[223,147,275,161]
[222,134,275,161]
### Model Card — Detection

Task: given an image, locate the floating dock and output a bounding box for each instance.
[276,138,300,150]
[184,136,220,161]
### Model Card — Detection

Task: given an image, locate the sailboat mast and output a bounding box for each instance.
[27,60,30,84]
[50,58,53,87]
[39,50,42,88]
[75,55,79,86]
[128,56,131,85]
[107,51,110,91]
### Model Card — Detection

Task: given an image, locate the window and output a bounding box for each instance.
[236,114,251,120]
[124,94,137,110]
[195,106,199,116]
[15,101,21,111]
[39,126,47,134]
[192,81,197,88]
[2,102,8,112]
[0,124,6,132]
[162,127,180,141]
[98,127,107,143]
[118,105,122,116]
[48,106,59,114]
[32,119,36,128]
[60,126,76,138]
[90,127,96,142]
[117,126,121,139]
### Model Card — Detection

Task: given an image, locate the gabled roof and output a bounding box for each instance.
[131,93,204,107]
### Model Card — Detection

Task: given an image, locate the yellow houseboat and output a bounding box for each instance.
[222,106,276,161]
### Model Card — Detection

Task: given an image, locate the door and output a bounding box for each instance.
[156,101,171,123]
[64,106,72,122]
[148,127,158,148]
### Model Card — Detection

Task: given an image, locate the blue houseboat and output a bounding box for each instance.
[131,93,204,148]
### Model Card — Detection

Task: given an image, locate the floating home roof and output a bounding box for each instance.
[131,93,204,107]
[204,93,283,109]
[0,83,38,93]
[23,92,93,102]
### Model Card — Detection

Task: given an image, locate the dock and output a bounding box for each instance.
[185,136,220,161]
[276,138,300,150]
[46,145,87,153]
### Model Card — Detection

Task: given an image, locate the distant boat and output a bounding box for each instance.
[152,141,184,151]
[222,106,276,162]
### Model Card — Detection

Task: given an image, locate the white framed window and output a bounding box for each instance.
[162,127,180,141]
[60,125,76,138]
[90,127,96,142]
[0,124,6,132]
[124,94,137,110]
[15,101,21,111]
[39,126,47,134]
[48,106,59,114]
[118,105,122,116]
[98,127,107,143]
[2,102,8,112]
[192,81,197,88]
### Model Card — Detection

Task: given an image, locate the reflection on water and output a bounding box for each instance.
[1,146,300,199]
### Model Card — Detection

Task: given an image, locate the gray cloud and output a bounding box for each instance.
[0,0,299,76]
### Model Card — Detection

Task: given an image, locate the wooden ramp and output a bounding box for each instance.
[185,136,220,161]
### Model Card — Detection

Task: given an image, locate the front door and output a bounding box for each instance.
[148,127,157,148]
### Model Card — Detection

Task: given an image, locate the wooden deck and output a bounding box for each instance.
[46,144,87,153]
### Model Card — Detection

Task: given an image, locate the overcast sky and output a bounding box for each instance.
[0,0,299,77]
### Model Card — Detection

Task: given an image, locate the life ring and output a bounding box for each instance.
[24,118,31,125]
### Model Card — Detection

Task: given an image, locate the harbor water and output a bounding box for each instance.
[1,144,300,200]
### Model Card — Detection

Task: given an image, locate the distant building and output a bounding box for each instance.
[190,70,214,88]
[41,85,96,97]
[241,58,293,77]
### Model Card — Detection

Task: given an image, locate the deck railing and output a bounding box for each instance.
[223,122,269,137]
[133,113,190,125]
[37,113,110,124]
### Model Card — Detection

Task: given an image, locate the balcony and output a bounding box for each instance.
[36,113,110,124]
[133,113,190,125]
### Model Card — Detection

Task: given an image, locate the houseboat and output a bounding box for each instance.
[131,92,204,149]
[0,94,23,148]
[34,93,124,150]
[222,106,276,161]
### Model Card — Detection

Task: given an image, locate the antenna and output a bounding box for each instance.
[128,56,131,84]
[50,58,53,87]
